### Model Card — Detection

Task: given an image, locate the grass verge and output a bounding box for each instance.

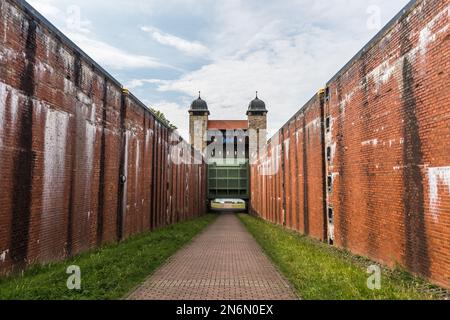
[0,214,217,300]
[238,214,441,300]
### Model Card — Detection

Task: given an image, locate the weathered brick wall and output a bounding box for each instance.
[0,0,207,274]
[250,96,326,240]
[251,0,449,288]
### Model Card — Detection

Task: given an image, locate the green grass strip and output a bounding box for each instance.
[0,214,217,300]
[238,214,439,300]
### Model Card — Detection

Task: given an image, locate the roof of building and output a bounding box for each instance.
[207,120,249,130]
[247,92,268,115]
[189,92,210,114]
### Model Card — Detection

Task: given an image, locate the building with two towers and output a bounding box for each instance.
[188,93,268,205]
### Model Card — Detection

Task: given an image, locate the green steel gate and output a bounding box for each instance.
[207,160,249,200]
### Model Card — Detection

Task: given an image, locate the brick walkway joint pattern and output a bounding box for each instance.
[127,214,299,300]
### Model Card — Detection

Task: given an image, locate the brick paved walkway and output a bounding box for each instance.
[127,214,298,300]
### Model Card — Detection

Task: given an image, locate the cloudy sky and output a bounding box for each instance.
[28,0,410,139]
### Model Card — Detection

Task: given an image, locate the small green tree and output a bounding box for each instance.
[150,107,178,130]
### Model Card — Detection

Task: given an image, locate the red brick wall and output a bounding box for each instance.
[250,96,326,241]
[0,0,207,275]
[251,0,449,288]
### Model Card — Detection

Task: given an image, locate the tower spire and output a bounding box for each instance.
[256,91,258,99]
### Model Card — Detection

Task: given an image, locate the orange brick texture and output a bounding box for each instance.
[250,0,449,288]
[0,0,207,275]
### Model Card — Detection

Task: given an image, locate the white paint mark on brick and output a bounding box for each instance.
[3,14,6,43]
[419,5,450,55]
[358,5,450,93]
[10,90,18,126]
[0,82,7,138]
[329,142,337,163]
[284,138,290,156]
[419,26,435,55]
[64,78,75,94]
[135,139,140,203]
[41,106,69,261]
[0,249,9,263]
[36,61,55,80]
[0,82,39,145]
[368,60,397,90]
[362,139,379,146]
[83,65,94,80]
[0,47,19,62]
[331,172,340,183]
[428,167,450,222]
[339,90,356,110]
[73,97,98,241]
[306,118,321,131]
[77,91,91,106]
[9,3,21,19]
[59,47,74,71]
[122,131,131,218]
[43,34,51,58]
[90,103,96,123]
[146,128,153,148]
[295,130,302,143]
[389,139,396,147]
[44,34,57,59]
[84,121,96,188]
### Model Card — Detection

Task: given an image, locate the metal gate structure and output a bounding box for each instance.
[207,160,249,201]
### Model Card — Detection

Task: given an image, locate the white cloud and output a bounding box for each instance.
[151,24,360,134]
[144,0,410,137]
[27,0,61,20]
[66,5,92,34]
[28,0,171,70]
[141,26,210,57]
[126,79,165,89]
[67,32,172,70]
[28,0,411,137]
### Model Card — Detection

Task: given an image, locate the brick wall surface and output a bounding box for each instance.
[0,0,207,274]
[251,96,326,240]
[250,0,449,288]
